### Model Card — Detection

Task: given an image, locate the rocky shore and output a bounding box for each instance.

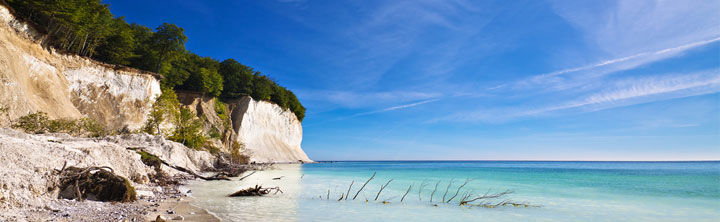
[0,128,223,221]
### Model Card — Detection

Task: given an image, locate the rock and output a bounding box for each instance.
[172,215,184,221]
[154,215,167,222]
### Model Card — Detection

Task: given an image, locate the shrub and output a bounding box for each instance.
[143,87,180,135]
[11,112,106,137]
[231,142,250,164]
[12,112,50,134]
[168,108,206,150]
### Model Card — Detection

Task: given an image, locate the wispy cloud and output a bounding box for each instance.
[509,37,720,90]
[524,70,720,115]
[461,70,720,122]
[351,99,440,117]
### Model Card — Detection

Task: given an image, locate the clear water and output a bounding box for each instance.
[186,161,720,221]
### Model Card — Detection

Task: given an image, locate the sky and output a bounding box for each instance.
[104,0,720,161]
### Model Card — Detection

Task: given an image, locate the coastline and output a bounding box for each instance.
[142,184,220,222]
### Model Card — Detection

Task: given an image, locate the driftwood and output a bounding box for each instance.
[238,171,256,180]
[374,179,393,201]
[345,180,354,200]
[442,178,454,202]
[56,165,136,202]
[228,185,282,197]
[131,148,231,181]
[352,172,376,200]
[429,181,440,202]
[418,180,428,201]
[459,189,513,205]
[447,179,473,203]
[318,174,536,209]
[272,176,284,180]
[401,183,413,202]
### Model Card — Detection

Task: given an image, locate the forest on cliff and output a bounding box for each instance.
[5,0,305,121]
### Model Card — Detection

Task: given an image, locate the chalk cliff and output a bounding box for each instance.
[176,92,311,163]
[0,5,161,130]
[228,96,311,163]
[0,4,311,163]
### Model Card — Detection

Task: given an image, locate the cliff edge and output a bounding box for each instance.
[0,5,161,130]
[177,92,312,163]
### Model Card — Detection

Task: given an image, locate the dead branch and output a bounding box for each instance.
[401,183,413,202]
[338,193,344,201]
[57,166,135,202]
[374,179,393,201]
[418,180,428,201]
[442,178,454,202]
[345,180,354,201]
[327,189,330,200]
[352,172,376,200]
[429,180,440,202]
[447,178,473,203]
[273,176,284,180]
[238,171,256,180]
[460,189,514,205]
[228,185,282,197]
[136,150,227,181]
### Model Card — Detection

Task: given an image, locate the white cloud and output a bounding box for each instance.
[351,99,440,117]
[519,70,720,117]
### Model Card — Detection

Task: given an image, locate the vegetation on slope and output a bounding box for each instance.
[5,0,305,121]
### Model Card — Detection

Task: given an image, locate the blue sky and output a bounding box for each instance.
[105,0,720,160]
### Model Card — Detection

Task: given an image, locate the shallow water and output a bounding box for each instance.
[186,161,720,221]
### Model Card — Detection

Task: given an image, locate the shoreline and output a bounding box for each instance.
[142,184,221,222]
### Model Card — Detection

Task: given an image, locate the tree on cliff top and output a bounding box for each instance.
[151,23,187,75]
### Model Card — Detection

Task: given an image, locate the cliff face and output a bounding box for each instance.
[177,92,311,163]
[0,6,161,130]
[229,96,311,163]
[0,4,311,163]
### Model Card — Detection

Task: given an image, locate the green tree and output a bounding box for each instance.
[169,108,206,150]
[219,59,253,98]
[271,85,289,108]
[200,68,223,97]
[94,17,136,65]
[151,23,187,74]
[251,74,273,101]
[143,87,180,135]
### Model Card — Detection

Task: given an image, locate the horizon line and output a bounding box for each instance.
[312,159,720,162]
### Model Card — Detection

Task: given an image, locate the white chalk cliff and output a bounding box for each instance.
[0,6,161,130]
[0,4,311,163]
[229,96,311,163]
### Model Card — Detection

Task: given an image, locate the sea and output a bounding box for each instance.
[185,161,720,221]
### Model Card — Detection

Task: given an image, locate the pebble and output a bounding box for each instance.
[154,215,167,222]
[172,215,184,221]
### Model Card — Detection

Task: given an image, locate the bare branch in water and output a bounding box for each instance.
[374,179,393,201]
[430,180,440,202]
[460,189,514,205]
[447,178,473,203]
[238,171,256,181]
[442,178,454,203]
[418,180,428,201]
[401,183,413,202]
[345,180,354,201]
[353,172,376,200]
[338,193,344,201]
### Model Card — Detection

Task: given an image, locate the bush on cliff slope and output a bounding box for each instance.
[169,108,207,150]
[11,112,106,137]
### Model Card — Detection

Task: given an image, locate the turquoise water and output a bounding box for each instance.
[186,161,720,221]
